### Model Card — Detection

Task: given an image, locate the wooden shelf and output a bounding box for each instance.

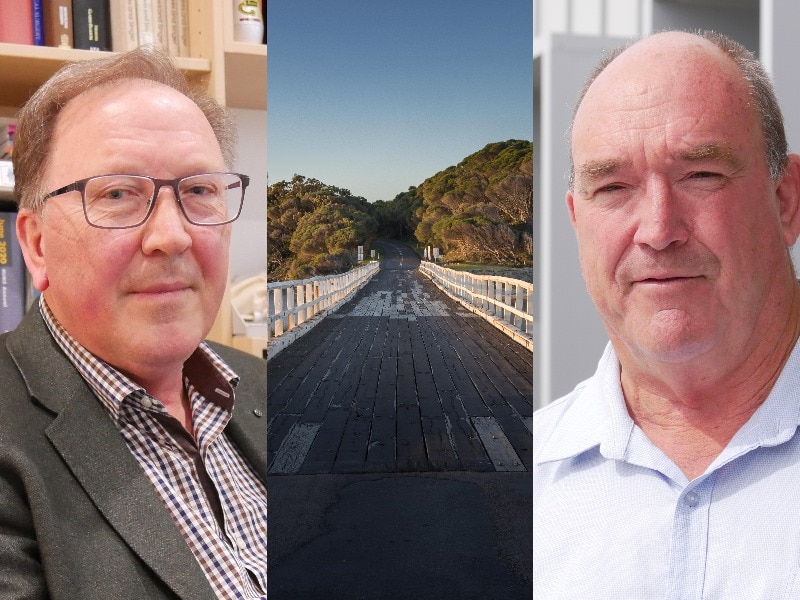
[0,43,211,108]
[220,3,267,111]
[224,44,267,110]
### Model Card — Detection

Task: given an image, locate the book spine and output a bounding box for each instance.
[165,0,179,55]
[44,0,73,48]
[0,211,26,334]
[178,0,189,56]
[152,0,168,49]
[136,0,154,46]
[32,0,45,45]
[0,0,34,44]
[71,0,111,51]
[110,0,138,51]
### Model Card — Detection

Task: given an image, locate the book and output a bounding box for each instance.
[0,0,34,44]
[178,0,189,55]
[44,0,73,48]
[136,0,154,46]
[0,211,26,334]
[110,0,138,52]
[152,0,168,48]
[72,0,111,51]
[32,0,45,45]
[165,0,180,55]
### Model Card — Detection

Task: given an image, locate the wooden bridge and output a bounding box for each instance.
[266,240,533,475]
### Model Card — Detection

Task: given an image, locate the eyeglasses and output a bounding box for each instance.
[41,172,250,229]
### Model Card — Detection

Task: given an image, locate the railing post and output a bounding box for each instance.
[273,286,284,337]
[495,280,503,320]
[312,281,320,316]
[305,282,314,321]
[296,285,306,325]
[505,281,513,325]
[527,286,534,335]
[516,285,525,331]
[287,286,296,330]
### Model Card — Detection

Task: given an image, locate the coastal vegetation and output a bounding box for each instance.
[267,139,532,281]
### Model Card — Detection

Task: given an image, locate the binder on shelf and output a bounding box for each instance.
[0,0,35,44]
[72,0,111,51]
[33,0,45,45]
[44,0,74,48]
[0,211,26,334]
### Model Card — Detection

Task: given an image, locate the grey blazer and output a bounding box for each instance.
[0,307,267,599]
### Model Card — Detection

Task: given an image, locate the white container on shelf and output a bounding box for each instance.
[233,0,264,44]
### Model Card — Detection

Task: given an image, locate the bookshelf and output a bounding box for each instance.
[0,0,267,350]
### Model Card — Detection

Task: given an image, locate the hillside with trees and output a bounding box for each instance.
[267,139,532,281]
[411,139,532,265]
[267,176,377,281]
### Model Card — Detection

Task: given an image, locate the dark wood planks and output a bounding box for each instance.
[267,266,533,475]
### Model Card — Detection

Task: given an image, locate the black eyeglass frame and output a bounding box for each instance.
[41,172,250,229]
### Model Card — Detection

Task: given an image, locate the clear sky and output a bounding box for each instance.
[267,0,533,202]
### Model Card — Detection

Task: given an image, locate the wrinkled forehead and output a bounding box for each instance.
[571,35,759,164]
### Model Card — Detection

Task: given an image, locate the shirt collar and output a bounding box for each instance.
[536,342,633,464]
[536,338,800,467]
[40,297,239,418]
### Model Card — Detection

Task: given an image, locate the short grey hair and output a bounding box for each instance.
[13,47,237,210]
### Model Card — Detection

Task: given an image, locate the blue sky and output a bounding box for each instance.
[267,0,533,201]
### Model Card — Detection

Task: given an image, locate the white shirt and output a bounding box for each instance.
[533,342,800,600]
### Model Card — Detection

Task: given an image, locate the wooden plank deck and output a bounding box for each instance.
[267,242,533,474]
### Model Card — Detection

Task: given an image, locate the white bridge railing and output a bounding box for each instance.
[418,261,533,350]
[266,262,380,357]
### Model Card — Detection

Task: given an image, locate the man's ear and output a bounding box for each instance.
[16,208,49,291]
[566,190,578,229]
[777,154,800,247]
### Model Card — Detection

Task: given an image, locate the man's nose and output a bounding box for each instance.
[140,186,192,255]
[632,178,690,251]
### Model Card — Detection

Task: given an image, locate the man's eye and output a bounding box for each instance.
[596,183,625,194]
[103,188,138,201]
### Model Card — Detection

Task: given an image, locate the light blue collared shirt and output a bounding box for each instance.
[533,342,800,599]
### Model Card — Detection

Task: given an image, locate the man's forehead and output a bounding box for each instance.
[576,34,741,121]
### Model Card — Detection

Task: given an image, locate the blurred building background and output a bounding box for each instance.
[534,0,800,406]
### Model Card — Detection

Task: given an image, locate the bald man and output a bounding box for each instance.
[533,31,800,597]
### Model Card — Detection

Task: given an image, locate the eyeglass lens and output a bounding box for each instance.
[83,173,244,228]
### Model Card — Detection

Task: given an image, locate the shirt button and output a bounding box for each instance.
[141,396,153,409]
[684,491,700,507]
[231,534,246,550]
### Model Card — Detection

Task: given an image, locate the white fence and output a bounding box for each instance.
[265,262,380,357]
[418,261,533,350]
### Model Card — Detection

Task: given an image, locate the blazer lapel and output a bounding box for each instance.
[7,309,217,600]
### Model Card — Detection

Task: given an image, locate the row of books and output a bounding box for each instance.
[0,210,27,334]
[0,157,33,334]
[0,0,192,55]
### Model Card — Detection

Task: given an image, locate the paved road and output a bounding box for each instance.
[267,240,532,599]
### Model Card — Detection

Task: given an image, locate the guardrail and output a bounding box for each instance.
[418,261,533,350]
[265,262,380,358]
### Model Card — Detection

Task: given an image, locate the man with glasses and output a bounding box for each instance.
[0,49,267,599]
